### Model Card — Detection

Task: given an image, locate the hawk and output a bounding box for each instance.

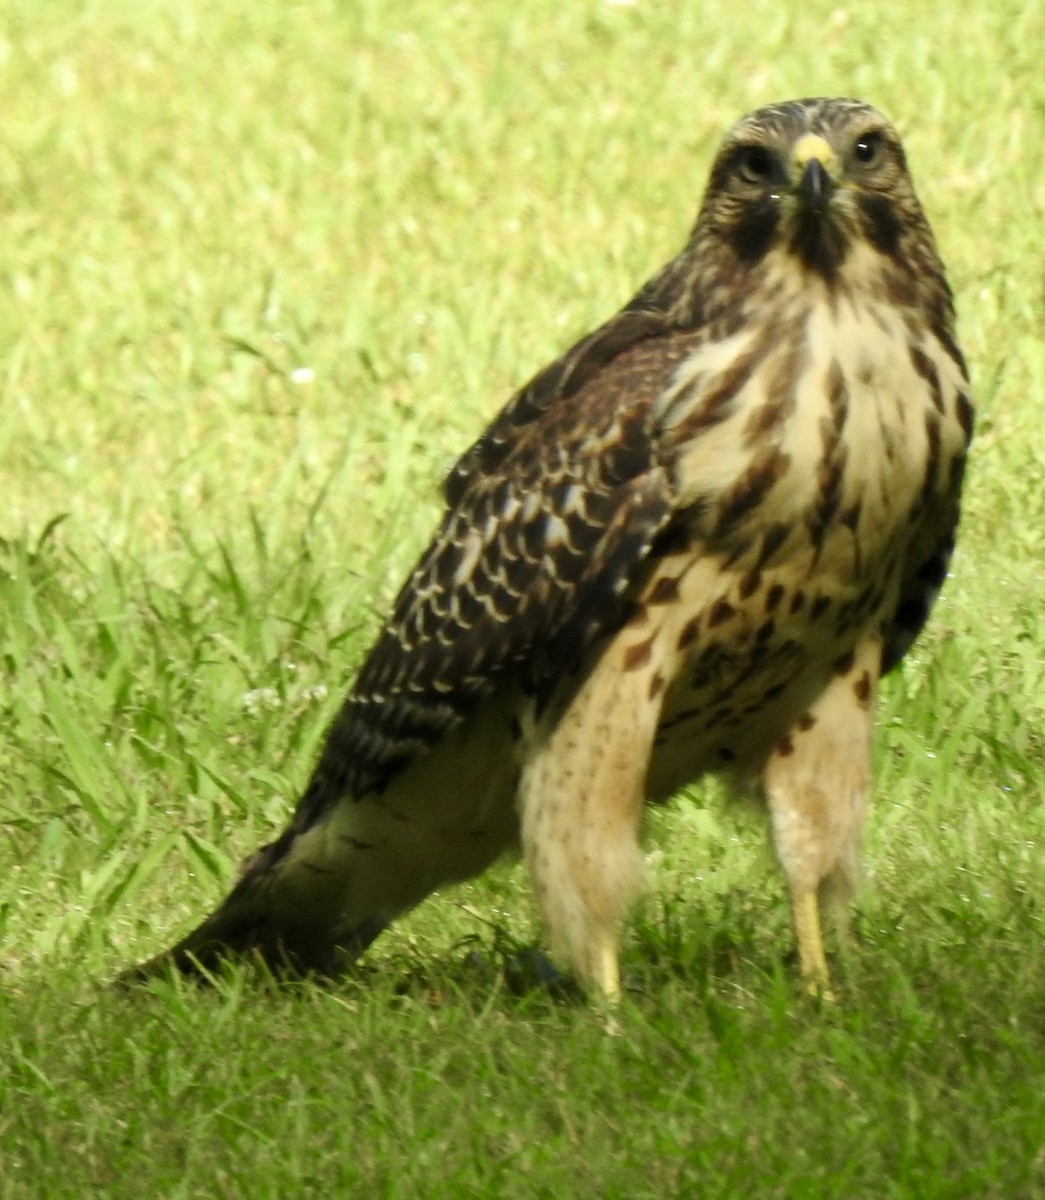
[125,98,973,1000]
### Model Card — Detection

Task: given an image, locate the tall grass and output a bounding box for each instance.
[1,1,1043,1196]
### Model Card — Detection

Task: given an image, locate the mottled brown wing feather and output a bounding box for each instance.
[294,330,711,820]
[442,248,708,504]
[443,308,669,503]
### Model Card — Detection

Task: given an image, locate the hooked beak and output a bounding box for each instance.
[791,133,838,215]
[799,158,833,213]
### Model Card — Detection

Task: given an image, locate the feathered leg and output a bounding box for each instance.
[519,634,666,1001]
[761,637,878,996]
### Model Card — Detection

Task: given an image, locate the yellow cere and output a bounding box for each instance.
[791,133,838,177]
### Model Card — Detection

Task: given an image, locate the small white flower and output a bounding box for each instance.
[289,366,315,385]
[242,687,281,716]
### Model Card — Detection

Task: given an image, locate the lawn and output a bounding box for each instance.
[1,0,1043,1196]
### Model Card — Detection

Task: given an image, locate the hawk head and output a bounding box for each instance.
[698,97,927,278]
[650,98,956,344]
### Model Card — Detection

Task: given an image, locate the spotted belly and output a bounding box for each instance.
[623,541,897,803]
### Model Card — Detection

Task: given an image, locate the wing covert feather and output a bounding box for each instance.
[305,332,707,804]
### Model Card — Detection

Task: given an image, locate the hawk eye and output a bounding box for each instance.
[854,131,883,165]
[736,144,775,185]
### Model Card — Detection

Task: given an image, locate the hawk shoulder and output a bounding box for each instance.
[307,323,709,803]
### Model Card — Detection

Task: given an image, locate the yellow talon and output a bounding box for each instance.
[792,888,835,1000]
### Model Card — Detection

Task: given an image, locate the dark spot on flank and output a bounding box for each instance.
[921,412,942,498]
[790,590,807,614]
[649,522,692,558]
[954,391,974,440]
[756,523,790,569]
[677,617,700,650]
[649,672,666,700]
[647,575,681,605]
[776,736,795,757]
[623,637,655,671]
[853,671,873,706]
[934,326,967,374]
[832,649,856,676]
[739,569,762,599]
[810,595,832,620]
[908,343,944,412]
[707,599,737,627]
[948,451,967,492]
[717,746,737,762]
[765,583,785,612]
[796,712,816,731]
[755,618,776,644]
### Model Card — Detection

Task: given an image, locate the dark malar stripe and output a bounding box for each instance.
[856,192,904,259]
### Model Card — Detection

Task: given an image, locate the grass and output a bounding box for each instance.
[1,0,1043,1195]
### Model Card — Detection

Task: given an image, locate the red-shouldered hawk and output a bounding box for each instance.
[124,98,973,1001]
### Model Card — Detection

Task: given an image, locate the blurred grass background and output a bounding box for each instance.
[1,1,1043,1196]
